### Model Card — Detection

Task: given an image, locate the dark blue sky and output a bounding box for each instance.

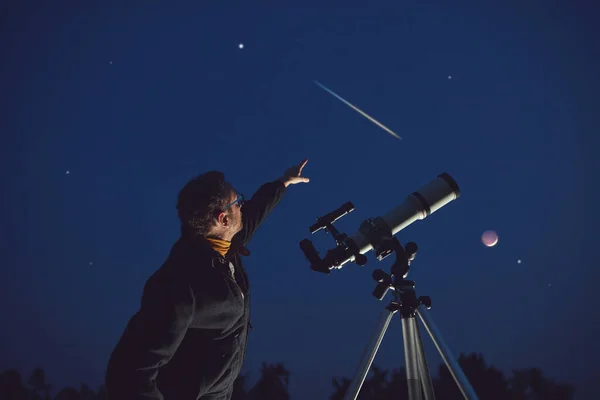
[1,1,598,399]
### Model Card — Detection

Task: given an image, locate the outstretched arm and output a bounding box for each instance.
[233,159,310,248]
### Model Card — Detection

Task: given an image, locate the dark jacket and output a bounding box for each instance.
[105,180,287,400]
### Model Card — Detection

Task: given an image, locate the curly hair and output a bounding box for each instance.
[176,171,232,237]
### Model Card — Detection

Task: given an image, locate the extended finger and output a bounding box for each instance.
[299,158,308,173]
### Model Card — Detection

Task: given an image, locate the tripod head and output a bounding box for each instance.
[371,239,417,300]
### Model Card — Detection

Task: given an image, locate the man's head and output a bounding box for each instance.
[176,171,244,241]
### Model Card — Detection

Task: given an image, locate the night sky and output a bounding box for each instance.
[1,2,599,399]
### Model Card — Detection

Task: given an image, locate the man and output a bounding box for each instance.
[105,159,310,400]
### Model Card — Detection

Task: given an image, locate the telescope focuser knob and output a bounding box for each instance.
[405,242,418,262]
[372,269,392,286]
[354,253,367,266]
[419,296,432,309]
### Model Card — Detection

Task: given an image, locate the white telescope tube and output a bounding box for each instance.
[341,173,460,266]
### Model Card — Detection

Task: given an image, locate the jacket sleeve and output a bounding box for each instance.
[105,275,195,400]
[233,179,287,247]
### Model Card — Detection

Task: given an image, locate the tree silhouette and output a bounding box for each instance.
[0,356,575,400]
[331,376,351,400]
[435,353,510,400]
[331,365,409,400]
[383,368,409,400]
[54,387,81,400]
[330,352,575,400]
[28,368,53,400]
[247,362,290,400]
[95,385,107,400]
[79,383,95,400]
[0,370,28,400]
[0,368,110,400]
[509,367,575,400]
[232,372,249,400]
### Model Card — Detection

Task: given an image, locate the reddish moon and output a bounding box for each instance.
[481,230,498,247]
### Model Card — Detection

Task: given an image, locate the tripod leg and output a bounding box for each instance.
[402,317,423,400]
[413,320,436,400]
[416,304,479,400]
[343,306,397,400]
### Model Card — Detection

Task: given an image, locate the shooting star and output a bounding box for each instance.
[314,80,402,140]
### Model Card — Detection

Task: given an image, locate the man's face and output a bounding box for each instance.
[225,187,243,235]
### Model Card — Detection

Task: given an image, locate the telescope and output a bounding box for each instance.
[300,173,480,400]
[300,173,461,274]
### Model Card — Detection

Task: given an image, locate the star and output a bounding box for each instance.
[109,61,113,65]
[517,259,522,264]
[89,262,93,266]
[448,75,452,80]
[65,170,70,175]
[238,43,244,49]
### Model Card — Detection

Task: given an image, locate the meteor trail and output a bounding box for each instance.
[313,80,402,140]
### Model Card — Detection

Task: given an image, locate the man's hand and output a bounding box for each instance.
[279,158,310,188]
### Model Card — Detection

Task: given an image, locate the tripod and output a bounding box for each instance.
[343,241,479,400]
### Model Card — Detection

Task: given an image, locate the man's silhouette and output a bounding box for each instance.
[105,159,310,400]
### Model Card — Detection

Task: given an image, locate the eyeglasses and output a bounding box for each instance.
[224,194,244,211]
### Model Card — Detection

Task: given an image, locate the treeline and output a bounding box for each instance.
[0,352,574,400]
